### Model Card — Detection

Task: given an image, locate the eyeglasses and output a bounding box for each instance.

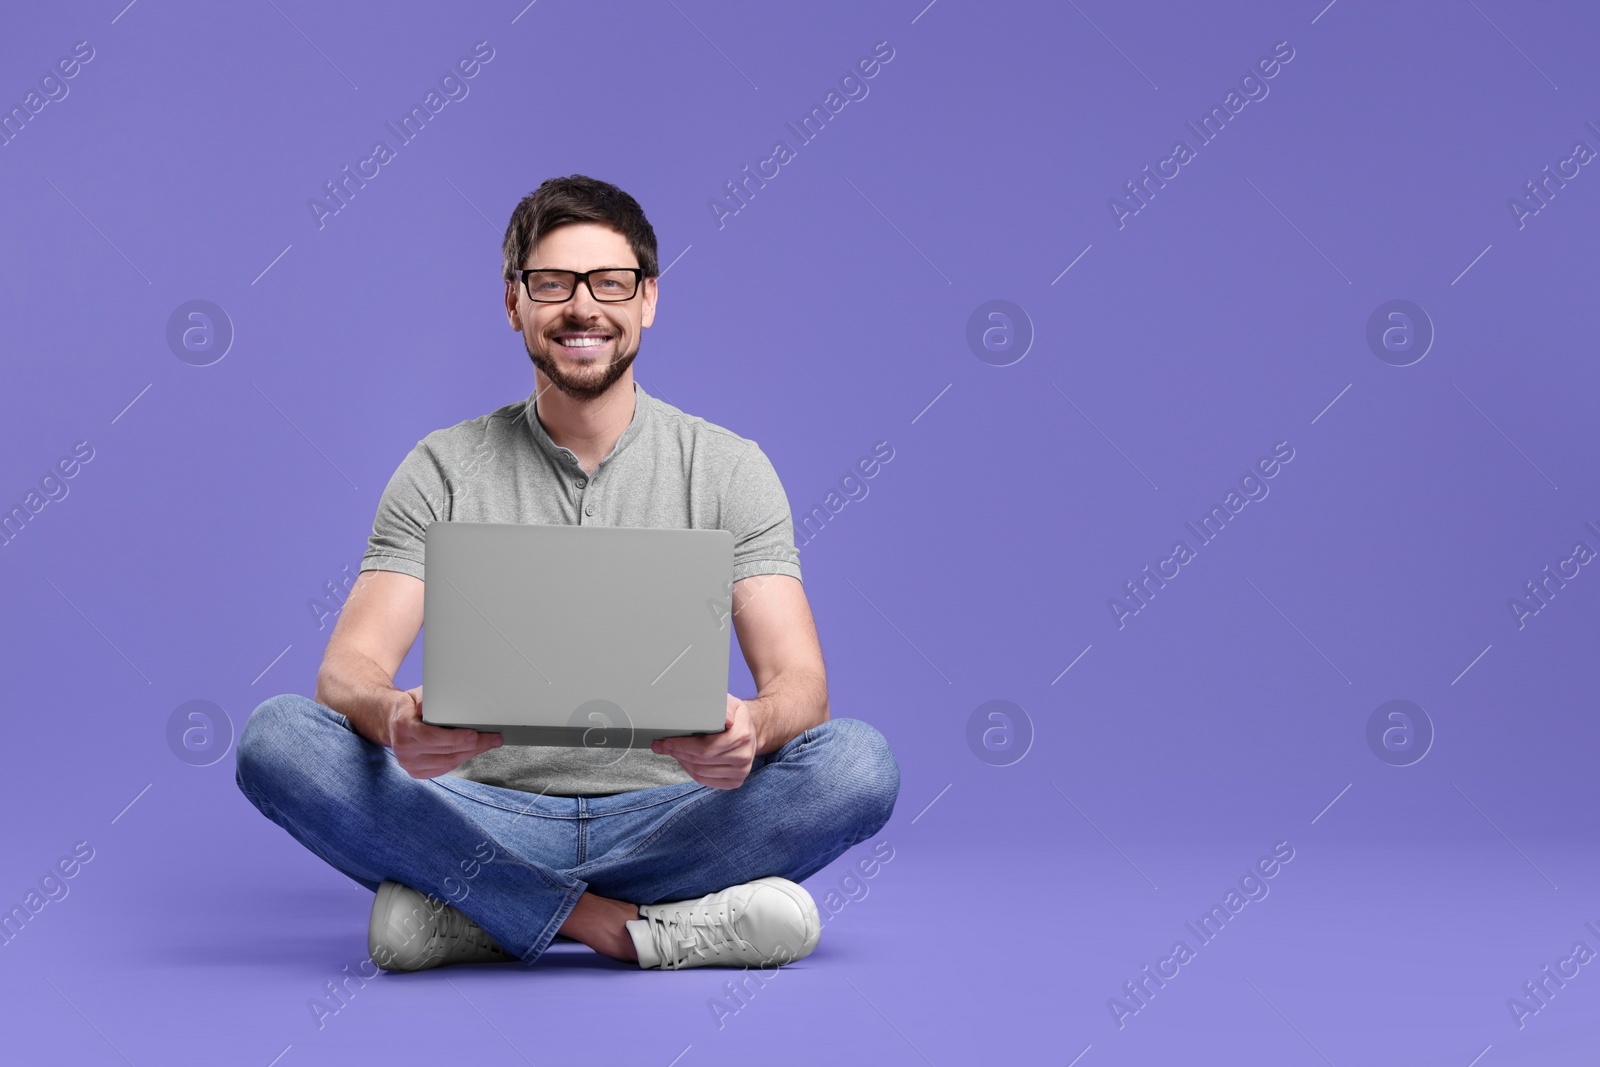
[518,267,643,303]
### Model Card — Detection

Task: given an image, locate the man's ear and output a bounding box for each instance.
[640,276,658,329]
[504,280,522,331]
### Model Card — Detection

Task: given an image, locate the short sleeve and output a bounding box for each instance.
[361,442,448,581]
[722,443,802,584]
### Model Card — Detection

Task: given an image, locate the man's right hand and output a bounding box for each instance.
[386,685,504,779]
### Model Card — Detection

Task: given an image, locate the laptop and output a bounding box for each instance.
[421,521,734,747]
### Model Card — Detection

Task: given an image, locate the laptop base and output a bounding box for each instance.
[422,722,724,748]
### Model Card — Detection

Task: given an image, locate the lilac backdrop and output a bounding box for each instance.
[2,1,1597,1064]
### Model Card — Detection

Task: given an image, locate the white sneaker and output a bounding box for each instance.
[625,876,821,971]
[368,880,519,972]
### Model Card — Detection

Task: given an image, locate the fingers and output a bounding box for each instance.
[392,722,502,785]
[651,737,752,786]
[691,771,748,790]
[399,735,501,779]
[404,759,467,780]
[670,745,748,771]
[663,744,754,786]
[650,709,754,788]
[665,748,747,772]
[654,727,747,760]
[406,722,498,755]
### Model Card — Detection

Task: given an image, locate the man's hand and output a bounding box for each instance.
[387,685,503,779]
[651,694,757,790]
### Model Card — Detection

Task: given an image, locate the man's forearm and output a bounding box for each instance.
[315,648,403,747]
[746,668,829,755]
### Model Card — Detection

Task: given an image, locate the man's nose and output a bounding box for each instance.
[570,278,603,313]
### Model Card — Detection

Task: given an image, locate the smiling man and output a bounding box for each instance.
[235,174,899,974]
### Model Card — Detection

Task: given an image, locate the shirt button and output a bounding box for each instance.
[575,479,586,488]
[584,504,594,516]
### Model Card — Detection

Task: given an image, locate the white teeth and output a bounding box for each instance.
[559,336,609,348]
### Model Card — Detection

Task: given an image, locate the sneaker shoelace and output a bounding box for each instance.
[650,903,751,970]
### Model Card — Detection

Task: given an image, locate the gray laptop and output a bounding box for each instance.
[421,521,734,747]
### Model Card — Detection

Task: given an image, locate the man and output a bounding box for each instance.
[235,174,900,974]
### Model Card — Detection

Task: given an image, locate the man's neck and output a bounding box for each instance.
[535,372,637,476]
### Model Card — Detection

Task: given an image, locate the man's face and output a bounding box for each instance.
[505,222,657,401]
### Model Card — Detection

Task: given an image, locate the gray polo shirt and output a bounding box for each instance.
[359,379,802,797]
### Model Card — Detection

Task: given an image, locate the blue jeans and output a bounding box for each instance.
[234,694,899,964]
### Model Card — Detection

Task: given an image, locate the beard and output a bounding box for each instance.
[524,330,638,401]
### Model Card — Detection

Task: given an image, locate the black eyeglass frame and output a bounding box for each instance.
[517,267,646,303]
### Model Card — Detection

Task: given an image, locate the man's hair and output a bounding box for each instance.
[501,174,660,283]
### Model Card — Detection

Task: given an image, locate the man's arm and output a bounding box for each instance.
[730,572,828,755]
[653,572,826,788]
[315,569,501,777]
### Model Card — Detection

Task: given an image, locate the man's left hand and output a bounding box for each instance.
[652,694,757,790]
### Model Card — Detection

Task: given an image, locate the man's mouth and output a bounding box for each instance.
[555,332,613,350]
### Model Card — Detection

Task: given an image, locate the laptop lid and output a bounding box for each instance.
[421,522,734,748]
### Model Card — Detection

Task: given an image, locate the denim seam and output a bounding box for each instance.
[575,798,589,866]
[583,784,705,818]
[430,777,581,818]
[434,776,706,820]
[566,787,721,880]
[568,733,829,876]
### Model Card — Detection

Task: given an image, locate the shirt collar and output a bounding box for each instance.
[525,379,650,472]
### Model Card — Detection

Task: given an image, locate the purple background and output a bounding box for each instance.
[2,0,1597,1063]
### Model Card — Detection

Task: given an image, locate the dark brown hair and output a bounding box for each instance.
[501,174,659,282]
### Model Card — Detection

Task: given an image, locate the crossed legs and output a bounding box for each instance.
[234,694,899,966]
